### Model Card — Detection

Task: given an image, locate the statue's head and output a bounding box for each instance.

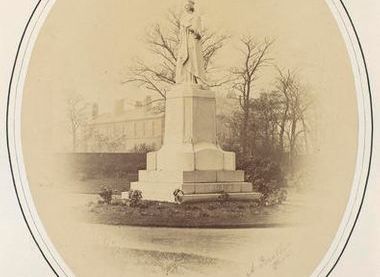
[184,0,195,13]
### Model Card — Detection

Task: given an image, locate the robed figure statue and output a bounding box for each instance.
[176,0,206,85]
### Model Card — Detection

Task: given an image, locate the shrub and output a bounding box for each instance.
[99,187,113,204]
[132,143,156,154]
[218,192,230,202]
[173,189,184,203]
[128,190,143,207]
[239,157,287,203]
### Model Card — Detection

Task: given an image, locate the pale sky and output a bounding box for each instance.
[23,0,358,171]
[23,0,357,154]
[25,0,355,113]
[23,0,358,187]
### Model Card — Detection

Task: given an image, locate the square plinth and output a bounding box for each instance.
[137,170,245,183]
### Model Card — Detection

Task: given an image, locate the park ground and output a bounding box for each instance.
[33,176,319,277]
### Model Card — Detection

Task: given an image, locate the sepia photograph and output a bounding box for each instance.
[3,0,374,276]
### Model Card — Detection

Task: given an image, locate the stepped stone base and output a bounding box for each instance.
[125,182,261,203]
[180,192,262,203]
[123,170,262,203]
[121,84,262,203]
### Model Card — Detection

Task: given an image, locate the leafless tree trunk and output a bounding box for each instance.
[67,93,89,152]
[301,115,310,154]
[230,37,273,155]
[276,70,313,173]
[275,69,296,153]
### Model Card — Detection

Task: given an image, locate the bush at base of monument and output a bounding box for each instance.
[128,190,143,207]
[98,187,113,204]
[238,157,287,203]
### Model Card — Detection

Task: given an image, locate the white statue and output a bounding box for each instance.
[176,0,206,85]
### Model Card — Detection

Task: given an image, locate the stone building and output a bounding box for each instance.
[82,96,165,153]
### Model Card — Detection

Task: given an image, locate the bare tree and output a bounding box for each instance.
[274,68,313,171]
[66,93,89,152]
[274,69,295,153]
[123,9,229,98]
[288,83,313,169]
[230,37,273,155]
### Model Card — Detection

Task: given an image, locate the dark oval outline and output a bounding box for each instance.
[5,1,373,276]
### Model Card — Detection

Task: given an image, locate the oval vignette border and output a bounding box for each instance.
[5,1,374,277]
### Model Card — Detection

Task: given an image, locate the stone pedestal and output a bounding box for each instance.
[128,84,261,202]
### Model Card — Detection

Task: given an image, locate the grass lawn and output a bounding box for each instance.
[86,199,289,228]
[59,176,136,194]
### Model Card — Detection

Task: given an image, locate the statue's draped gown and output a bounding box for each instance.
[176,12,205,84]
